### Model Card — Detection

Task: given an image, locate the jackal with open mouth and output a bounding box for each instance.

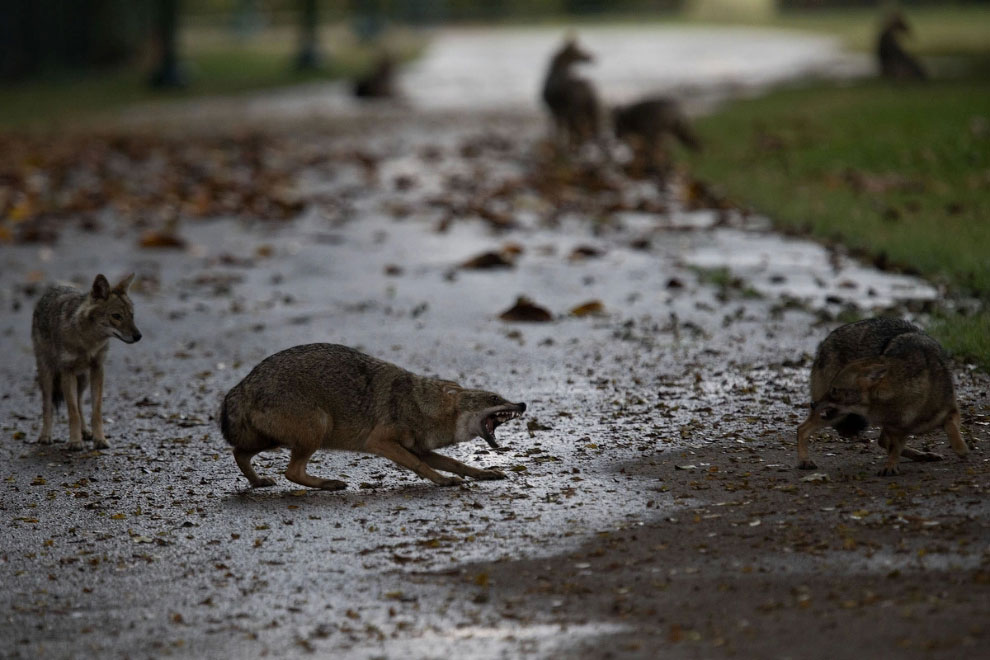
[220,343,526,489]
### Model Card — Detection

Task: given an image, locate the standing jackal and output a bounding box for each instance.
[32,274,141,450]
[796,318,968,475]
[877,12,926,81]
[541,37,601,149]
[220,344,526,490]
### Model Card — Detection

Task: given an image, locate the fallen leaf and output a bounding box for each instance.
[461,251,514,270]
[569,300,605,317]
[138,230,186,250]
[499,296,553,323]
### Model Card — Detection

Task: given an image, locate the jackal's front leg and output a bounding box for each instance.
[795,412,827,470]
[418,450,505,480]
[877,429,907,476]
[37,369,55,445]
[89,365,108,449]
[365,427,462,487]
[61,372,84,450]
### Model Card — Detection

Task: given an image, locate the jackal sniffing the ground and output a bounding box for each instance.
[796,318,967,475]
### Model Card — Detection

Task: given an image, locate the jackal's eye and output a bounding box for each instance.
[111,313,122,321]
[489,395,500,405]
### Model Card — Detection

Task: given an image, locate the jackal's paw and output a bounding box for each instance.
[877,466,900,477]
[92,436,109,450]
[317,479,347,491]
[250,477,277,488]
[66,440,85,452]
[37,434,53,445]
[475,469,506,481]
[914,451,943,463]
[436,476,465,487]
[797,460,818,470]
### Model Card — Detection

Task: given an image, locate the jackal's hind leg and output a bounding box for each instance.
[944,410,970,459]
[285,445,346,491]
[233,448,276,488]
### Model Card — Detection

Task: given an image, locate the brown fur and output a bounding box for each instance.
[220,344,526,489]
[612,96,700,173]
[877,12,926,81]
[353,53,397,99]
[31,274,141,450]
[796,318,967,475]
[541,37,602,150]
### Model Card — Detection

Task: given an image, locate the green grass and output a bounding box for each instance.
[0,26,422,130]
[688,78,990,366]
[738,6,990,57]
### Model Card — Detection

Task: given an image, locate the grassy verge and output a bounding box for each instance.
[0,25,422,131]
[687,77,990,366]
[720,6,990,57]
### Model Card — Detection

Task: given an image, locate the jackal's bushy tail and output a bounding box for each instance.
[219,389,274,451]
[219,393,247,447]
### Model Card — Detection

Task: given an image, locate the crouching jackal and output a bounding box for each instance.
[220,344,526,489]
[32,273,141,450]
[796,318,968,475]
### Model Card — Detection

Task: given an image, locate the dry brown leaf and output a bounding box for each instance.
[138,231,186,250]
[461,251,514,270]
[499,296,553,323]
[569,300,605,317]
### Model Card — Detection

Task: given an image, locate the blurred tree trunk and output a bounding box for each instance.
[0,0,153,81]
[149,0,187,87]
[295,0,322,70]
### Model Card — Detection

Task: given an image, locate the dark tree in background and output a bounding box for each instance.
[0,0,152,81]
[149,0,187,87]
[295,0,323,70]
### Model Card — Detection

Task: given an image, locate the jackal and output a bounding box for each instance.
[796,318,967,475]
[878,11,926,81]
[612,96,701,174]
[542,37,601,149]
[32,274,141,450]
[353,52,397,99]
[220,344,526,489]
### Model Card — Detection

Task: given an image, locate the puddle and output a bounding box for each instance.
[684,228,939,309]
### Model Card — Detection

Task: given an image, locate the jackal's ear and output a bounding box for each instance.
[113,273,135,293]
[856,360,888,389]
[91,274,110,300]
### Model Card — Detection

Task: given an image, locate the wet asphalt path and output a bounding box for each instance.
[2,27,986,660]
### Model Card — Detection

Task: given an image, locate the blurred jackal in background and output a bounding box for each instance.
[542,37,602,149]
[877,11,927,81]
[612,96,701,173]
